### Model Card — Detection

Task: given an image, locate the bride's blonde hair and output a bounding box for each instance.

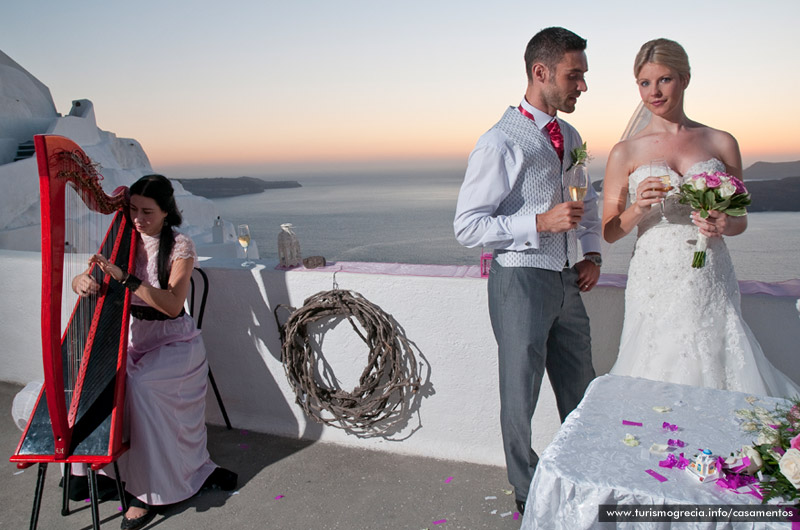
[634,38,690,81]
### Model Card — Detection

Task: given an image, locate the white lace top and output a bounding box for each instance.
[131,232,196,303]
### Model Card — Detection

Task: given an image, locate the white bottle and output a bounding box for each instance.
[212,216,223,244]
[278,223,302,268]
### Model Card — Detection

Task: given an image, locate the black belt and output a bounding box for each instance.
[130,305,185,321]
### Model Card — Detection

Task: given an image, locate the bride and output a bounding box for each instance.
[602,38,799,397]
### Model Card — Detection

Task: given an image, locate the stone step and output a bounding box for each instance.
[13,140,35,161]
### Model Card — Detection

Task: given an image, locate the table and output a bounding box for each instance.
[521,374,794,529]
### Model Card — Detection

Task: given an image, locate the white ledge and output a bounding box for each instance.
[2,250,798,465]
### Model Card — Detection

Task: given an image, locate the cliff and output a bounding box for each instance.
[744,176,800,212]
[744,160,800,180]
[177,176,301,198]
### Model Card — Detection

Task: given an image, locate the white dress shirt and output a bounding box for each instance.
[454,99,602,257]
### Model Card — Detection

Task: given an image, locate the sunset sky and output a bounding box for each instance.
[4,0,799,178]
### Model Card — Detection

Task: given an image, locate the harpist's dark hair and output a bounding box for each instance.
[129,174,182,289]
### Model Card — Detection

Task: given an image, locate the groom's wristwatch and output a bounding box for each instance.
[584,254,602,267]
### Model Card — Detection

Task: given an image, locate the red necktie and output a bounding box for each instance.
[517,105,564,161]
[544,119,564,162]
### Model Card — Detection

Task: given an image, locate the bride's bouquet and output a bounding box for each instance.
[678,171,751,268]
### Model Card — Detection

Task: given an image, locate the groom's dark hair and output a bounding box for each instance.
[525,27,587,81]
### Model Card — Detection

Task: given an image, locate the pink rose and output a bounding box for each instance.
[791,433,800,451]
[729,176,747,194]
[704,173,722,188]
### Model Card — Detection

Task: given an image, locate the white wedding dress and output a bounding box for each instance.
[609,158,800,397]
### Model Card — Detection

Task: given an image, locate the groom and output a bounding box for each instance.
[454,27,601,513]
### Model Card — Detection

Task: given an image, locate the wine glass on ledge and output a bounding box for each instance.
[237,224,254,267]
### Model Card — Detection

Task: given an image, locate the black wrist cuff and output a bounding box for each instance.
[122,273,142,292]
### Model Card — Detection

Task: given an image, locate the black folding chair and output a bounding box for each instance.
[189,268,232,430]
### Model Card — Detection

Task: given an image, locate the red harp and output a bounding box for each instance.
[10,135,136,526]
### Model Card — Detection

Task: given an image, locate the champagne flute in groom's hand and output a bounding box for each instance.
[565,164,589,230]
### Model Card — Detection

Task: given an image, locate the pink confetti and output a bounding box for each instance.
[667,438,686,448]
[717,473,757,490]
[717,477,763,501]
[514,512,520,520]
[785,507,799,527]
[659,453,690,470]
[728,456,751,473]
[444,476,453,483]
[646,469,668,482]
[239,443,249,450]
[118,506,123,511]
[622,420,643,426]
[275,495,284,500]
[662,422,679,432]
[433,519,447,525]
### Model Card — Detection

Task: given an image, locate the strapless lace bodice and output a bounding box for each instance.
[611,158,800,397]
[628,158,726,234]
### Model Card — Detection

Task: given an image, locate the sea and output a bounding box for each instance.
[210,169,800,283]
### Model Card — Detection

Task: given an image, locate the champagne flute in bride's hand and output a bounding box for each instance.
[650,159,671,219]
[565,164,589,230]
[238,224,254,267]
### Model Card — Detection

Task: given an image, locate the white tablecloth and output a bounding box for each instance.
[521,374,793,529]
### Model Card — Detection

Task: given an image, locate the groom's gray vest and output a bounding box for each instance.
[492,107,578,271]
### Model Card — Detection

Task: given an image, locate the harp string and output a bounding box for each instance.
[61,159,109,410]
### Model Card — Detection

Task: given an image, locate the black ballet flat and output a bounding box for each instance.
[202,467,238,491]
[120,498,156,530]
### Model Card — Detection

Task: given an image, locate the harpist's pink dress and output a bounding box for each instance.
[116,231,216,505]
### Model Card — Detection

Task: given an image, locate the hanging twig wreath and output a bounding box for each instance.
[275,288,420,434]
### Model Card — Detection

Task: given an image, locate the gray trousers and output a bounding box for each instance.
[488,262,595,502]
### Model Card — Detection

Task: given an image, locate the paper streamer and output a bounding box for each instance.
[727,456,751,473]
[646,469,668,482]
[622,420,643,426]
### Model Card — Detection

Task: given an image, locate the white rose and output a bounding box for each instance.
[778,448,800,489]
[741,445,764,474]
[691,177,707,191]
[718,181,736,198]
